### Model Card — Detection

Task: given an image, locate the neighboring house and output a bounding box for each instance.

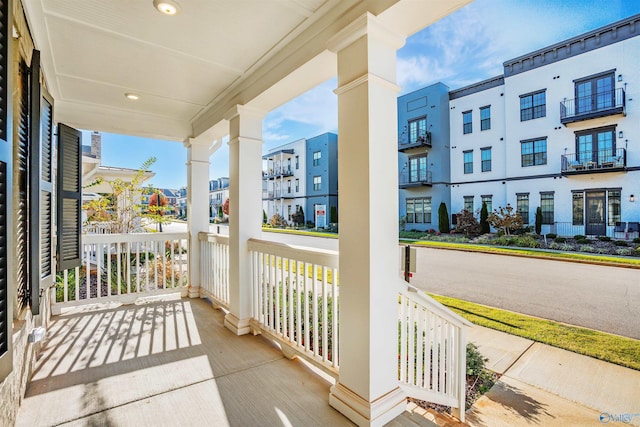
[398,83,451,231]
[209,177,230,218]
[177,187,187,217]
[263,133,338,226]
[140,187,180,215]
[448,15,640,237]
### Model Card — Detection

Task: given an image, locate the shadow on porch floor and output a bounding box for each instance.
[16,296,354,427]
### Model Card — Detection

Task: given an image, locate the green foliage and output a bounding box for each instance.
[535,207,543,235]
[399,216,406,232]
[330,205,338,223]
[616,248,634,256]
[580,245,596,253]
[634,238,640,244]
[438,202,450,233]
[546,233,557,239]
[291,207,305,226]
[479,202,490,234]
[555,237,567,243]
[487,204,523,236]
[597,236,611,241]
[614,240,628,247]
[575,238,591,244]
[492,235,539,248]
[270,213,288,227]
[221,205,225,219]
[399,231,426,239]
[263,209,267,223]
[574,234,586,240]
[454,209,480,237]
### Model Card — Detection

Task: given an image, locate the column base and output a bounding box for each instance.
[224,313,252,336]
[188,286,200,298]
[329,382,406,427]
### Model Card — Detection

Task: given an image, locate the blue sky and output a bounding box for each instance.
[92,0,640,189]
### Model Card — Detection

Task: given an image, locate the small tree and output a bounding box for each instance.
[535,207,543,235]
[270,213,287,227]
[455,209,480,237]
[263,209,267,224]
[222,198,230,216]
[219,205,224,218]
[148,190,170,232]
[479,202,490,234]
[330,205,338,224]
[438,202,450,233]
[291,206,305,226]
[487,204,523,236]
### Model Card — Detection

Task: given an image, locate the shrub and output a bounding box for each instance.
[479,202,490,234]
[614,240,628,247]
[560,243,574,251]
[580,245,596,253]
[555,237,567,243]
[455,209,480,237]
[596,247,610,254]
[263,209,267,224]
[399,216,406,232]
[492,236,515,246]
[270,213,288,227]
[634,238,640,244]
[488,204,523,236]
[548,242,562,250]
[616,248,634,256]
[535,207,543,235]
[330,205,338,224]
[512,235,540,248]
[575,238,590,244]
[574,234,586,240]
[546,233,557,239]
[597,236,612,242]
[438,202,450,233]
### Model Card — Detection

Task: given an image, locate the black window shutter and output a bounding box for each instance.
[29,50,41,315]
[16,59,29,314]
[56,124,82,272]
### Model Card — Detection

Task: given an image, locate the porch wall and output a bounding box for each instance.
[0,290,51,426]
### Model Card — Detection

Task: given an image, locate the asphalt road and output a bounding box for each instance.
[164,221,640,339]
[409,247,640,340]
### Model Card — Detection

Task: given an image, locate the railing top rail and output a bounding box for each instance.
[248,238,339,268]
[399,281,473,328]
[198,232,230,244]
[83,232,188,244]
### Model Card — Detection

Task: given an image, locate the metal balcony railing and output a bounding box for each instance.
[399,170,432,187]
[561,148,626,173]
[560,88,625,124]
[262,167,294,179]
[398,132,432,152]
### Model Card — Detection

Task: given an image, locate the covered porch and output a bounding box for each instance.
[18,0,473,425]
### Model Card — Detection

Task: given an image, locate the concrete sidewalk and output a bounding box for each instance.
[465,326,640,426]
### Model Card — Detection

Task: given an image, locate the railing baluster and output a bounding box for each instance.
[288,256,294,343]
[126,241,131,294]
[322,266,328,362]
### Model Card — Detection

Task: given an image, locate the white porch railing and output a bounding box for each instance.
[198,232,230,308]
[248,238,339,376]
[54,232,189,313]
[398,282,472,421]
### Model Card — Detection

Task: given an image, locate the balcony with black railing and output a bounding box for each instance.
[398,132,431,152]
[399,170,432,188]
[561,148,626,175]
[560,88,625,124]
[262,166,294,180]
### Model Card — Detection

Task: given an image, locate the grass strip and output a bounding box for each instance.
[262,227,338,239]
[429,293,640,371]
[407,240,640,267]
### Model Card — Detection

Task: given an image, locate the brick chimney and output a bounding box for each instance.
[91,131,101,159]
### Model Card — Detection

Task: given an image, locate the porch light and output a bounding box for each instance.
[153,0,180,15]
[125,93,140,100]
[619,131,623,138]
[631,194,635,202]
[618,74,623,82]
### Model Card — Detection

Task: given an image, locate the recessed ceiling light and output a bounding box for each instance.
[125,93,140,100]
[153,0,180,15]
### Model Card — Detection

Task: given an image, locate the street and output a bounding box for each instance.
[164,221,640,339]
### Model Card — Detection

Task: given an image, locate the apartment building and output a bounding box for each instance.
[398,83,451,231]
[263,133,338,225]
[209,177,229,218]
[449,14,640,237]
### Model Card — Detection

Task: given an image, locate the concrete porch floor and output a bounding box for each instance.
[15,295,357,427]
[16,296,443,427]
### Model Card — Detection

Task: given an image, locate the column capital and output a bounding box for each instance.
[224,104,267,122]
[328,12,405,54]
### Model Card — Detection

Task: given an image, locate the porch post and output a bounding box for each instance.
[328,13,406,426]
[225,105,265,335]
[185,139,210,298]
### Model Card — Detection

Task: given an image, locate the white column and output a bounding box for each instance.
[328,13,406,427]
[185,139,211,298]
[224,105,265,335]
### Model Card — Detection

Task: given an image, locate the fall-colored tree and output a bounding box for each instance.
[487,204,523,236]
[222,198,230,216]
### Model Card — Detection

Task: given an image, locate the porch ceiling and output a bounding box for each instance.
[23,0,472,142]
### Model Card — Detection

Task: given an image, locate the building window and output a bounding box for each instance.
[463,110,472,134]
[313,151,321,166]
[521,138,547,167]
[295,179,299,192]
[406,198,431,224]
[463,150,473,174]
[575,72,614,115]
[517,194,529,224]
[540,193,554,225]
[463,196,474,212]
[313,175,321,191]
[520,90,546,121]
[481,195,492,213]
[572,192,584,225]
[480,106,491,131]
[408,117,427,143]
[295,155,299,169]
[481,147,492,172]
[287,180,292,194]
[575,127,615,166]
[409,155,428,182]
[287,205,292,220]
[608,190,621,226]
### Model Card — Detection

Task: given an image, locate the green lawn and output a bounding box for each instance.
[430,293,640,371]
